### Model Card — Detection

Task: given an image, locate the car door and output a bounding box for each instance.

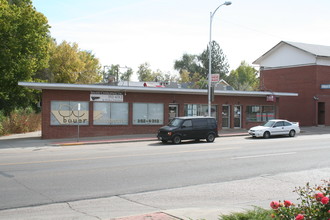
[271,121,285,135]
[180,119,193,139]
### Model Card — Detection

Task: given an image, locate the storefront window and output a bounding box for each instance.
[133,103,164,125]
[184,104,218,118]
[246,105,275,122]
[51,101,89,125]
[93,102,128,125]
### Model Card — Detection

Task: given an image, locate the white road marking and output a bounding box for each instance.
[231,152,296,160]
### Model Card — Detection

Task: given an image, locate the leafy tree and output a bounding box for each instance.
[0,0,51,114]
[226,61,259,91]
[137,62,154,82]
[77,50,102,84]
[48,41,102,84]
[120,68,134,82]
[174,53,202,78]
[174,41,229,88]
[199,40,230,79]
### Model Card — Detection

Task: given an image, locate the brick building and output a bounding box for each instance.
[19,82,296,139]
[253,41,330,126]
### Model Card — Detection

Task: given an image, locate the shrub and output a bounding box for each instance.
[270,180,330,220]
[0,108,41,136]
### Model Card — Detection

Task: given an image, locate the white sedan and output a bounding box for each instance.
[248,119,300,138]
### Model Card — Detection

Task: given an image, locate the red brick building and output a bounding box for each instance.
[254,41,330,126]
[19,82,296,139]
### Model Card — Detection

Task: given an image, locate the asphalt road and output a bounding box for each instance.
[0,134,330,211]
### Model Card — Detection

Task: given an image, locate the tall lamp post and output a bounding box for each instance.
[208,1,232,117]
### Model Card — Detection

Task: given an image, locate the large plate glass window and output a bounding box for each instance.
[184,104,218,119]
[246,105,275,122]
[51,101,89,125]
[133,103,164,125]
[93,102,128,125]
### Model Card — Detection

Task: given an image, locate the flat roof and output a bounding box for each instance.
[18,82,298,97]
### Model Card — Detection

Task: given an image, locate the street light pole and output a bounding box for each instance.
[208,1,232,117]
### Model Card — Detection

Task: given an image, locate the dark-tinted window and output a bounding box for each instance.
[274,121,284,127]
[182,120,192,127]
[193,118,208,127]
[284,121,291,126]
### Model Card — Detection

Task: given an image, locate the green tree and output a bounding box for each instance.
[48,41,102,84]
[226,61,259,91]
[137,62,154,82]
[77,50,102,84]
[0,0,51,114]
[174,53,202,78]
[120,68,134,82]
[199,40,230,79]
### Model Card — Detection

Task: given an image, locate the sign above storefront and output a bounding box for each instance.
[90,91,123,102]
[321,84,330,89]
[266,95,276,102]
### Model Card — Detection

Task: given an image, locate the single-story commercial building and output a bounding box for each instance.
[19,82,297,139]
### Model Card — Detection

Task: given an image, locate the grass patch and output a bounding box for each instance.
[220,207,273,220]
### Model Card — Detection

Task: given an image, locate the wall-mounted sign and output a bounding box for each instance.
[321,84,330,89]
[266,95,276,102]
[90,91,123,102]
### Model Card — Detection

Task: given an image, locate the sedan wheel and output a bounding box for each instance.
[263,131,271,139]
[289,130,296,137]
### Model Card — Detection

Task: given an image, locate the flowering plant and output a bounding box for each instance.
[270,180,330,220]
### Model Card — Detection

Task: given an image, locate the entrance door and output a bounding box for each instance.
[234,105,241,128]
[222,105,230,128]
[318,102,325,125]
[168,104,178,122]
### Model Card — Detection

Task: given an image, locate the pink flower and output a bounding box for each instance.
[284,200,292,207]
[315,193,325,201]
[295,214,304,220]
[321,196,329,205]
[270,201,280,209]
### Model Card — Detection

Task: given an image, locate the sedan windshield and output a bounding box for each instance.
[263,121,276,127]
[168,118,183,127]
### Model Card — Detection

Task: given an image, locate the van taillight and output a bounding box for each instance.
[167,132,172,136]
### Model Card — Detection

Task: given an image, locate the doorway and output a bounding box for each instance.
[222,105,230,128]
[318,102,325,125]
[234,105,241,128]
[168,104,178,122]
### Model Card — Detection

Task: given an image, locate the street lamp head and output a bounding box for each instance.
[224,1,232,6]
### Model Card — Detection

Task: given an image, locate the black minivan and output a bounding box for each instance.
[157,116,218,144]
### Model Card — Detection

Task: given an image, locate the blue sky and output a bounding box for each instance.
[33,0,330,79]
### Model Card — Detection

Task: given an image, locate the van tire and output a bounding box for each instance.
[206,133,216,142]
[172,135,181,144]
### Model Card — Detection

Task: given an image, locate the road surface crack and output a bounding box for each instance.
[66,202,102,220]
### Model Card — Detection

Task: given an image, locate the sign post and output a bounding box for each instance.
[77,103,81,142]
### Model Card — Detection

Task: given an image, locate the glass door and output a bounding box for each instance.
[234,105,241,128]
[168,104,178,122]
[222,105,230,128]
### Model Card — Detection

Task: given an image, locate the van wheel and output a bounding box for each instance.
[263,131,270,139]
[289,130,296,137]
[172,135,181,144]
[206,133,215,142]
